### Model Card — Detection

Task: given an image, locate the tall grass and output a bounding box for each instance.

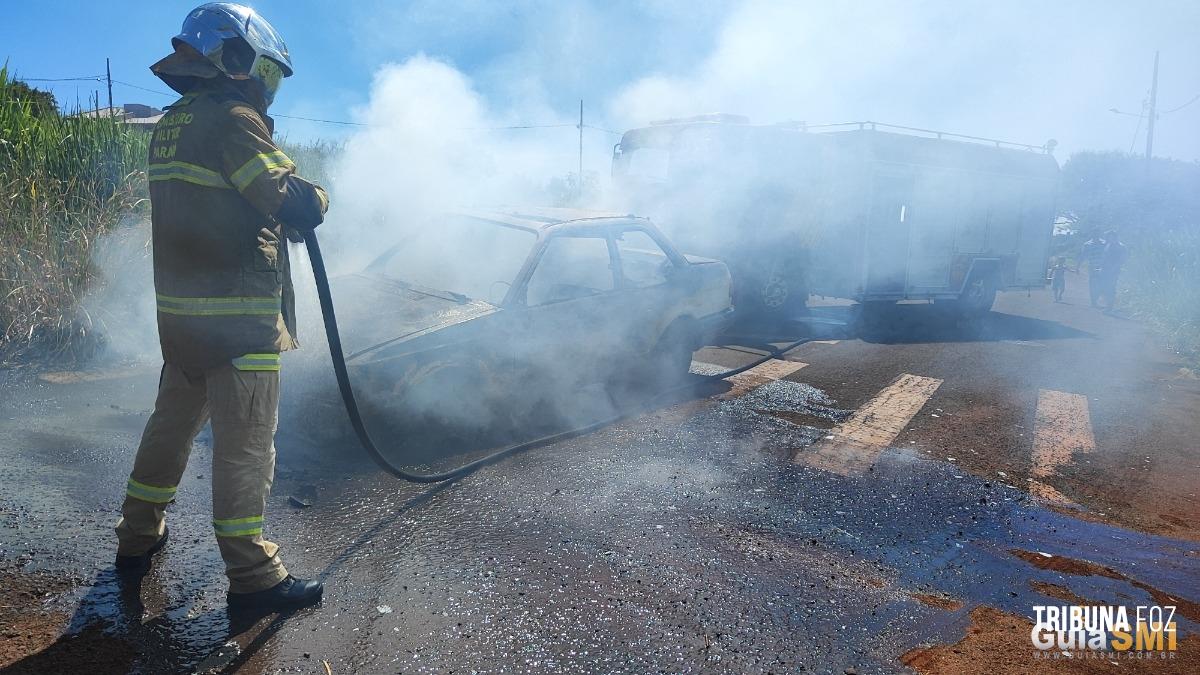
[0,66,148,360]
[1059,151,1200,360]
[0,68,339,363]
[1122,228,1200,359]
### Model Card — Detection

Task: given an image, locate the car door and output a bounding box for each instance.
[612,227,685,357]
[510,231,624,387]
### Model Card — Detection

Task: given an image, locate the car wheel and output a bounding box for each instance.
[362,357,503,451]
[651,321,697,387]
[607,321,696,403]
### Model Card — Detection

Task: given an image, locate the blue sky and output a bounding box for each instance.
[3,1,1199,166]
[2,1,727,143]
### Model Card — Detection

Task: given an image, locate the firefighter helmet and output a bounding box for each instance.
[157,3,292,105]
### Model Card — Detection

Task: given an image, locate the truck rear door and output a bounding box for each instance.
[1012,178,1056,286]
[864,171,914,294]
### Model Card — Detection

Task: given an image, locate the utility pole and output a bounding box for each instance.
[1144,51,1159,164]
[577,99,584,201]
[106,57,114,113]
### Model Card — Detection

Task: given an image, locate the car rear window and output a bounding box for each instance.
[526,235,614,306]
[615,229,671,288]
[374,217,536,303]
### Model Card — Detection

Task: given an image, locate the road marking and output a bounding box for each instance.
[1029,480,1081,508]
[1029,389,1095,506]
[38,369,141,384]
[796,374,943,475]
[648,359,809,428]
[811,340,841,345]
[717,359,809,400]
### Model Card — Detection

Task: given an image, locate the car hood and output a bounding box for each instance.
[329,273,499,362]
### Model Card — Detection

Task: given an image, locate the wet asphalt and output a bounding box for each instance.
[1,283,1198,674]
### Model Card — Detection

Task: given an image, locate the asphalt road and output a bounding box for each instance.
[1,277,1198,674]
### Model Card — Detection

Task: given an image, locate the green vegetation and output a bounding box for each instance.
[1059,151,1200,358]
[1,66,149,360]
[0,69,336,362]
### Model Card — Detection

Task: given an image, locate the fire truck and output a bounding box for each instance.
[611,115,1059,318]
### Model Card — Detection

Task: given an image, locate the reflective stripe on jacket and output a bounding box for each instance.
[147,81,327,372]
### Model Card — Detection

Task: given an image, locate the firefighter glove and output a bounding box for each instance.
[275,176,327,232]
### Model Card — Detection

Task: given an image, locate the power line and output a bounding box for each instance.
[485,123,574,130]
[21,73,623,136]
[21,76,105,82]
[583,123,622,136]
[271,116,588,131]
[111,79,175,97]
[274,113,365,126]
[1127,106,1144,153]
[1161,92,1200,115]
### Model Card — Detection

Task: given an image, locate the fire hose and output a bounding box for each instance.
[303,229,811,483]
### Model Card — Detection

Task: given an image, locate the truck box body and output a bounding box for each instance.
[811,129,1059,300]
[612,119,1059,310]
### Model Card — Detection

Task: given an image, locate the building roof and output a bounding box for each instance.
[69,103,163,127]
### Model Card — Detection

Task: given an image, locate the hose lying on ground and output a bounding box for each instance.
[303,230,812,483]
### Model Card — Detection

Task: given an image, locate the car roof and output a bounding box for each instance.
[449,207,646,233]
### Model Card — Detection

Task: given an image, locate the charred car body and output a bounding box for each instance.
[324,208,733,438]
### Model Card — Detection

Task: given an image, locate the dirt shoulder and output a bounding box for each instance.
[0,565,139,674]
[0,565,76,669]
[902,605,1198,674]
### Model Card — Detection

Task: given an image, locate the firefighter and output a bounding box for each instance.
[1079,234,1107,307]
[114,3,327,610]
[1097,230,1128,311]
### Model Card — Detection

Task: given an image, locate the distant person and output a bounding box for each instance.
[114,3,328,611]
[1097,230,1128,311]
[1049,257,1067,302]
[1079,234,1107,307]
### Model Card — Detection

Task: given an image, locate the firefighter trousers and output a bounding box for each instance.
[115,362,289,593]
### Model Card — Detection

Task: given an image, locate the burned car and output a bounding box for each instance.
[325,208,733,438]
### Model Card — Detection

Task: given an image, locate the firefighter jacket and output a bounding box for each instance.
[147,81,328,373]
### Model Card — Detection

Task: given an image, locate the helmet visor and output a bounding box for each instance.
[254,57,284,106]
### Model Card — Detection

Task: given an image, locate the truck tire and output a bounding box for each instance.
[951,272,998,318]
[737,261,809,319]
[856,300,897,333]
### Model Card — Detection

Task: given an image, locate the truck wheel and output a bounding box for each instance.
[953,273,997,318]
[856,301,897,333]
[760,271,792,312]
[738,265,808,319]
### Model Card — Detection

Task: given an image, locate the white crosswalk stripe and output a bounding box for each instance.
[1029,389,1095,506]
[796,373,943,475]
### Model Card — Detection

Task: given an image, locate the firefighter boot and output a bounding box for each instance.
[115,527,169,574]
[227,574,323,610]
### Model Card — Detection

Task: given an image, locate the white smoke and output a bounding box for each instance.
[324,55,587,264]
[601,0,1198,161]
[77,219,158,363]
